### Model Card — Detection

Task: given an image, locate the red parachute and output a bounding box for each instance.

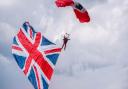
[55,0,74,7]
[55,0,90,23]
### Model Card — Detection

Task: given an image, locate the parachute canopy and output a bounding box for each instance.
[12,22,62,89]
[55,0,74,7]
[55,0,90,23]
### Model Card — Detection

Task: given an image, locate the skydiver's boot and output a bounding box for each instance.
[64,44,67,50]
[61,43,64,49]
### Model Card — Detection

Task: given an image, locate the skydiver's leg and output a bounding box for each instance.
[64,44,66,50]
[62,43,65,49]
[64,42,67,50]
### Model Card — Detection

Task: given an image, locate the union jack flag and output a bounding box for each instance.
[12,22,62,89]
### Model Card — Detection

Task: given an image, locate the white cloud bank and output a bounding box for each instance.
[0,22,16,43]
[50,65,128,89]
[0,0,128,89]
[0,0,18,7]
[0,54,33,89]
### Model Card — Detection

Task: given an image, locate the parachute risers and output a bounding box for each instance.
[55,0,90,23]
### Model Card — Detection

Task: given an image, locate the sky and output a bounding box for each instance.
[0,0,128,89]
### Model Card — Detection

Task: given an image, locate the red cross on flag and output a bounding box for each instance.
[12,22,62,89]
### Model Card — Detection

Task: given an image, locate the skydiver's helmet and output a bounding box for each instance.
[65,33,70,38]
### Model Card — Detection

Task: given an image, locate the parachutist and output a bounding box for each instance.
[62,33,70,50]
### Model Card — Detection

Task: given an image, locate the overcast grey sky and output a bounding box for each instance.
[0,0,128,89]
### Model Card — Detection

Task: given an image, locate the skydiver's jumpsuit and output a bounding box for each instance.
[62,36,70,50]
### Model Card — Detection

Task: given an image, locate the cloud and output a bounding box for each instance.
[47,0,128,88]
[0,22,16,57]
[0,22,16,43]
[0,0,128,89]
[50,65,128,89]
[0,0,18,7]
[0,54,33,89]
